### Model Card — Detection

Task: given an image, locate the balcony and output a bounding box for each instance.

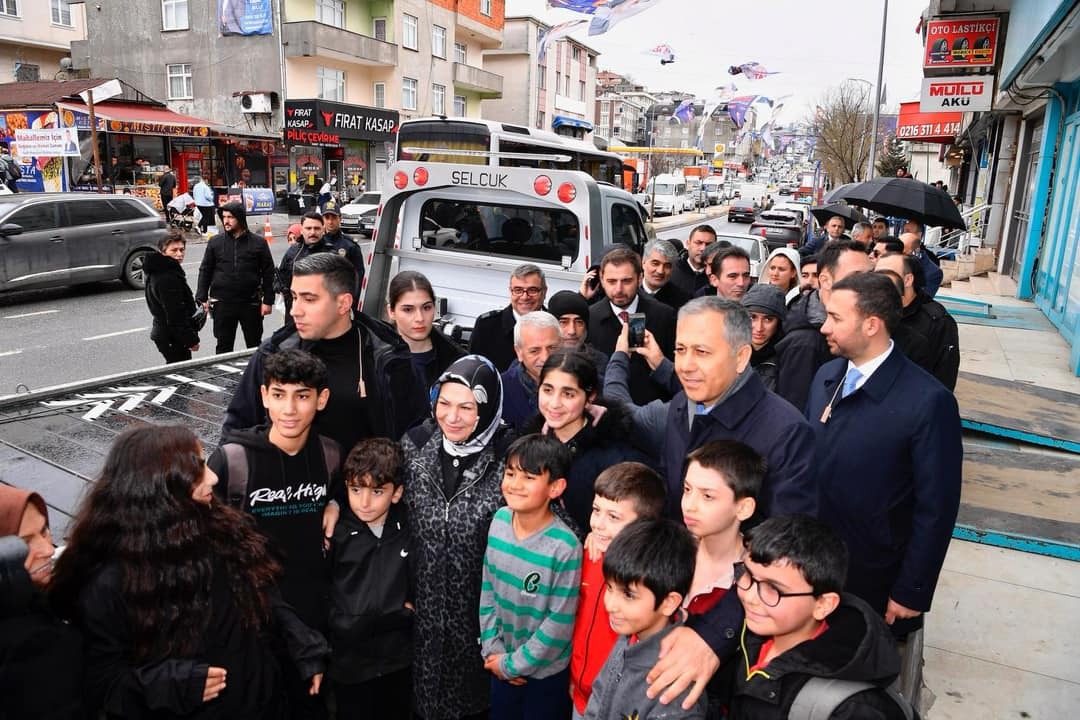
[453,63,503,98]
[283,21,397,67]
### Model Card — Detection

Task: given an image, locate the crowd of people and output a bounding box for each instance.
[3,208,966,720]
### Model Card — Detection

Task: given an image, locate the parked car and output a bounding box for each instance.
[749,210,805,251]
[0,193,166,292]
[727,199,759,223]
[716,232,770,280]
[340,191,382,236]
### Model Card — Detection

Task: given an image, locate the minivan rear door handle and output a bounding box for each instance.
[110,229,124,235]
[50,235,64,243]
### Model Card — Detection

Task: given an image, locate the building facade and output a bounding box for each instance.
[594,72,653,145]
[0,0,86,84]
[482,15,596,137]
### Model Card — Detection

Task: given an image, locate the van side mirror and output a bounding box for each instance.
[0,223,23,237]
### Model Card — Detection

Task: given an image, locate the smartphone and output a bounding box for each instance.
[627,313,647,348]
[586,264,601,290]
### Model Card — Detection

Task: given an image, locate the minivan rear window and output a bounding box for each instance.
[420,198,580,263]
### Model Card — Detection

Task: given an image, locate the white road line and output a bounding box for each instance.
[3,309,58,319]
[0,349,23,357]
[120,297,144,303]
[82,327,148,341]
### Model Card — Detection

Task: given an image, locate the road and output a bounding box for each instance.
[0,208,754,393]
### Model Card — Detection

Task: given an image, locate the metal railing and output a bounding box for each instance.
[926,202,991,256]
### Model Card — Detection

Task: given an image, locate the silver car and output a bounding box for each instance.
[0,193,166,292]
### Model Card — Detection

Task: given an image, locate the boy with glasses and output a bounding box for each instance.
[727,515,909,720]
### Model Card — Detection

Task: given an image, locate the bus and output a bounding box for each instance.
[395,117,628,189]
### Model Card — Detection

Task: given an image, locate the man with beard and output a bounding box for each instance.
[668,225,716,296]
[640,238,692,310]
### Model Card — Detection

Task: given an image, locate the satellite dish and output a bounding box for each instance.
[59,57,72,70]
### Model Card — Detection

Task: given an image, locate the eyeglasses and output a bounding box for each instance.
[733,562,817,607]
[510,287,543,297]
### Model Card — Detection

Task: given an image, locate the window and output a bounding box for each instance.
[0,0,16,17]
[374,82,386,109]
[611,203,647,255]
[373,17,386,41]
[107,199,153,221]
[402,77,417,110]
[315,0,345,27]
[480,0,492,16]
[572,47,581,61]
[432,25,446,58]
[402,14,418,50]
[537,65,545,90]
[161,0,188,30]
[13,63,39,82]
[453,94,467,117]
[9,203,58,232]
[432,83,446,115]
[420,198,580,263]
[555,72,561,94]
[51,0,71,25]
[578,80,585,101]
[454,42,467,64]
[537,110,545,129]
[65,200,115,227]
[316,66,345,102]
[166,63,193,100]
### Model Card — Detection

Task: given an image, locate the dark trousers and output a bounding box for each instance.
[334,668,412,719]
[153,338,192,364]
[489,667,570,720]
[211,301,263,353]
[197,205,216,233]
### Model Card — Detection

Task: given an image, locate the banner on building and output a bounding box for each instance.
[219,0,273,36]
[923,16,1000,71]
[896,102,962,143]
[13,128,81,157]
[920,76,994,112]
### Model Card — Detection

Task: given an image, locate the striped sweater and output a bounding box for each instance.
[480,506,582,680]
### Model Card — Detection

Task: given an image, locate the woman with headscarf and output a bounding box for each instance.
[763,247,802,306]
[741,282,788,393]
[49,425,327,720]
[0,485,84,719]
[401,355,514,720]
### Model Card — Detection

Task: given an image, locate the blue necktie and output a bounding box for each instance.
[841,368,863,399]
[696,403,707,415]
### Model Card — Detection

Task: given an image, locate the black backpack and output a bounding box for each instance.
[1,156,21,183]
[788,678,918,720]
[221,435,341,508]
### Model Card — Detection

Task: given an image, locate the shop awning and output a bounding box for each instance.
[552,115,593,132]
[57,101,219,137]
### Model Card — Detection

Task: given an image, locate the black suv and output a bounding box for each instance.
[0,193,166,292]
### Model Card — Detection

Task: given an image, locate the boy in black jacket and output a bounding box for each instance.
[328,437,413,719]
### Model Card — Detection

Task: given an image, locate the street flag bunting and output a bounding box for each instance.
[547,0,665,36]
[671,98,695,124]
[644,43,676,64]
[727,62,780,80]
[538,19,589,61]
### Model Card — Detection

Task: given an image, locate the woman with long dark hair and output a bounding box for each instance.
[386,270,465,387]
[50,425,327,719]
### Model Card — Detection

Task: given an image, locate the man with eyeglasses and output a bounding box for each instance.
[469,264,548,372]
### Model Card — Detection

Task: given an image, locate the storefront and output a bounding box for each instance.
[283,99,399,206]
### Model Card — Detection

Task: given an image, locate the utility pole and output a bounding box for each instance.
[867,0,889,180]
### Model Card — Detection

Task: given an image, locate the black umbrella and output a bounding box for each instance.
[811,203,866,230]
[823,182,859,203]
[828,176,966,230]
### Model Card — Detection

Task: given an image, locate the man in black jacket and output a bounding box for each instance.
[224,252,427,453]
[667,225,715,297]
[196,200,276,353]
[641,238,692,310]
[144,229,200,363]
[588,246,675,405]
[318,201,366,303]
[157,165,177,209]
[469,263,547,372]
[278,210,365,319]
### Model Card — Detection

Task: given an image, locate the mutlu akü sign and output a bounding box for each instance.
[920,76,994,113]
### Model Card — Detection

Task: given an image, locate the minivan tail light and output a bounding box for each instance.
[413,167,429,186]
[557,183,576,203]
[393,171,408,190]
[534,175,552,196]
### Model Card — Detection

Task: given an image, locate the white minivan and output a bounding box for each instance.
[645,174,688,216]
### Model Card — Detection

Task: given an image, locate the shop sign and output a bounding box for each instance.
[242,188,275,214]
[219,0,273,36]
[13,128,81,157]
[0,110,69,191]
[920,76,994,112]
[285,100,399,144]
[923,16,1000,71]
[896,102,962,143]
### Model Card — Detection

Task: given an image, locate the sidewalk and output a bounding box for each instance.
[923,272,1080,718]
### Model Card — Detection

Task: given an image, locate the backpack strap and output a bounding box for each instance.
[222,443,249,509]
[318,434,341,481]
[789,677,909,720]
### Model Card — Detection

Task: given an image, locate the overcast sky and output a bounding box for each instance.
[505,0,929,124]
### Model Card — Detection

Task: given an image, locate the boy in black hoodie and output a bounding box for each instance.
[726,515,909,720]
[144,228,200,363]
[327,437,413,719]
[209,348,340,719]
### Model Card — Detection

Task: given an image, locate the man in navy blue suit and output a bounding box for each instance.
[806,271,962,638]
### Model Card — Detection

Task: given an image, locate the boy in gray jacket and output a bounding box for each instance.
[584,519,706,720]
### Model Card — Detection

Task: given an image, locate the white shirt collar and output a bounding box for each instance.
[641,282,659,295]
[845,340,894,392]
[610,295,639,317]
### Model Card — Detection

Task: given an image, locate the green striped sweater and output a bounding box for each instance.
[479,506,582,680]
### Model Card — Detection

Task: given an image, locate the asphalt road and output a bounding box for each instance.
[0,207,755,394]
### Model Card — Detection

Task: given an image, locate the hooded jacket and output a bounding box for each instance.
[195,201,275,306]
[222,312,428,451]
[774,290,831,412]
[144,251,199,349]
[327,500,413,684]
[728,594,907,720]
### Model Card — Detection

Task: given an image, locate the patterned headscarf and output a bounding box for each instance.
[432,355,504,457]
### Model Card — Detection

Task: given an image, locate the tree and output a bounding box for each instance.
[809,81,876,184]
[877,134,908,178]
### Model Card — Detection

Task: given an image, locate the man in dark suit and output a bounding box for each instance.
[588,247,675,405]
[468,263,547,372]
[806,271,962,638]
[641,238,692,310]
[668,225,715,297]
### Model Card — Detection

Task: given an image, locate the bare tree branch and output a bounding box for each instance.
[809,81,875,185]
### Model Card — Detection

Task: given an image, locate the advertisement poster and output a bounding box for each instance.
[923,16,1000,70]
[920,76,994,113]
[219,0,273,36]
[242,188,275,214]
[0,110,70,192]
[14,128,81,157]
[896,102,962,143]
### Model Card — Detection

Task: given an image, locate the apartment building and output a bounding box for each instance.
[594,72,654,145]
[482,15,597,138]
[0,0,86,84]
